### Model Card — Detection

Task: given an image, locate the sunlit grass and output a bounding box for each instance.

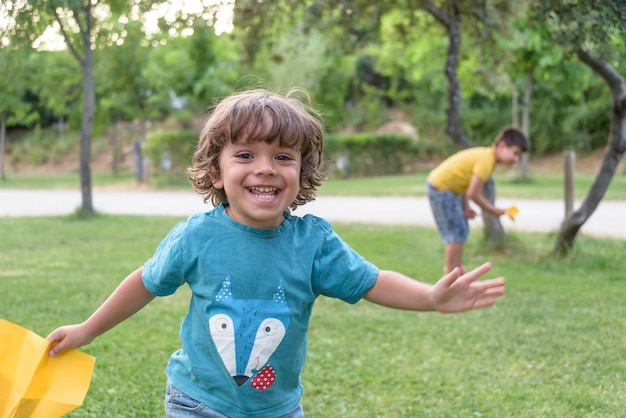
[1,216,624,417]
[317,169,626,200]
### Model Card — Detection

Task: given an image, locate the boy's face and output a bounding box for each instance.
[212,137,302,229]
[496,142,523,166]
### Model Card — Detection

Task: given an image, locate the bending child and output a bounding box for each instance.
[48,88,506,418]
[427,127,529,274]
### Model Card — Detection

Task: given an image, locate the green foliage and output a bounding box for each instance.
[3,0,625,173]
[29,50,81,120]
[96,19,151,124]
[529,75,611,154]
[0,49,39,127]
[530,0,626,60]
[560,93,611,152]
[314,54,355,130]
[1,217,625,417]
[462,94,514,145]
[324,133,420,178]
[144,130,197,172]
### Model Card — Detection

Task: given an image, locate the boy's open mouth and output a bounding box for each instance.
[248,186,279,200]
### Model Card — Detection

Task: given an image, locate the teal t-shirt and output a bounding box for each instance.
[142,203,379,417]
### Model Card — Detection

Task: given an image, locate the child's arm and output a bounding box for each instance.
[46,267,155,356]
[462,194,478,219]
[466,174,506,217]
[364,262,505,313]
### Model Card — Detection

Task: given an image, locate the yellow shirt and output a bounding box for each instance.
[428,147,496,194]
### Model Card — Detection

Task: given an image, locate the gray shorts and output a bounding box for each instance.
[427,182,469,244]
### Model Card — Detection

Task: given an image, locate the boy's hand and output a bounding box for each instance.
[505,206,519,221]
[46,323,94,357]
[430,262,505,313]
[464,207,477,219]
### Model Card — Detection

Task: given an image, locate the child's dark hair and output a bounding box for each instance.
[493,126,529,152]
[188,88,326,210]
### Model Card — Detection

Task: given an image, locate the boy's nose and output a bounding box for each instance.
[254,157,277,175]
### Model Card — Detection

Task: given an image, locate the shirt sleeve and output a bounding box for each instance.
[314,227,379,304]
[142,220,187,296]
[472,149,496,181]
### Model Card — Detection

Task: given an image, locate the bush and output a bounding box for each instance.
[144,130,197,172]
[323,133,421,178]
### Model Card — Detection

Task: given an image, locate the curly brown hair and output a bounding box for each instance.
[188,88,326,211]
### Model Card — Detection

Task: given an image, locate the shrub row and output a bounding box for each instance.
[145,130,449,178]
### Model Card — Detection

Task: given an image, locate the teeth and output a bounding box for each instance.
[248,187,278,200]
[249,187,277,193]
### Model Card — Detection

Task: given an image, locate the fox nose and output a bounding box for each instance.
[233,375,249,386]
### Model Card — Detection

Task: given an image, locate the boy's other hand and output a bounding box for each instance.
[431,262,505,313]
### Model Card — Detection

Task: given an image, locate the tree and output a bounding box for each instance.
[2,0,126,214]
[2,1,231,208]
[528,1,626,255]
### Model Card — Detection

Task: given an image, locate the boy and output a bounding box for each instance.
[427,127,529,274]
[48,89,506,417]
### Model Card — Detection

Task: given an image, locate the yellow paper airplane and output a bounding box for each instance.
[0,319,95,418]
[505,205,519,221]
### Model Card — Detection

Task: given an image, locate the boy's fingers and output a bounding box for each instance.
[455,262,493,285]
[46,328,63,343]
[46,329,67,356]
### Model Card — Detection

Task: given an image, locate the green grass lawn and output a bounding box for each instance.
[3,167,626,200]
[1,215,625,417]
[317,169,626,200]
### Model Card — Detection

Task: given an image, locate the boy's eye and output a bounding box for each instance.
[236,152,253,159]
[276,154,293,161]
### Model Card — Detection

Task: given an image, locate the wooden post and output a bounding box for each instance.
[564,150,575,218]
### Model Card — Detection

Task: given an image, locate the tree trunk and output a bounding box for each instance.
[423,0,473,149]
[482,177,505,242]
[79,41,95,215]
[111,119,119,176]
[520,68,532,179]
[0,112,6,181]
[554,49,626,255]
[58,115,65,141]
[512,84,519,126]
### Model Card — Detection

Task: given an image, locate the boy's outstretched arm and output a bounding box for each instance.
[46,267,155,356]
[364,262,505,313]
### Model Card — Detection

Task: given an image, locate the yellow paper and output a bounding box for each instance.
[505,205,519,221]
[0,319,95,418]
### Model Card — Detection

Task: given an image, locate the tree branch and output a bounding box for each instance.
[421,0,450,28]
[54,12,83,65]
[576,49,626,107]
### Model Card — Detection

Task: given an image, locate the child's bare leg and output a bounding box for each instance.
[444,242,464,274]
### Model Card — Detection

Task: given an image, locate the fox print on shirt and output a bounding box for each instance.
[208,276,290,390]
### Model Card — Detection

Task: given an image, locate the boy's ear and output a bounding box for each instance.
[495,140,508,154]
[211,171,223,189]
[212,179,224,189]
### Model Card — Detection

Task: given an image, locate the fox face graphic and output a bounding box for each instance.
[208,276,290,390]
